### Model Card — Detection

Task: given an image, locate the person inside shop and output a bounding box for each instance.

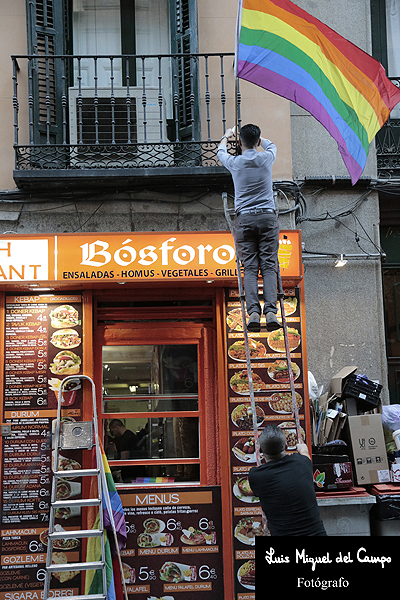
[217,123,281,333]
[248,424,327,536]
[108,418,146,483]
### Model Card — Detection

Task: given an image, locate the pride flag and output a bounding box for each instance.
[236,0,400,184]
[85,444,127,600]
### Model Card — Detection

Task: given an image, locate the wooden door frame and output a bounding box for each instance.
[94,320,219,485]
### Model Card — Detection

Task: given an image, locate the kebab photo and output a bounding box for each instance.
[50,328,81,349]
[49,304,81,328]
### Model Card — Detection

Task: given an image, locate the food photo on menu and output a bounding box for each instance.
[48,377,81,407]
[234,516,264,546]
[159,562,197,583]
[40,524,80,551]
[266,359,300,383]
[180,527,216,545]
[50,350,81,375]
[122,562,136,584]
[137,531,174,548]
[228,338,267,361]
[136,516,216,549]
[142,517,165,533]
[266,326,301,352]
[231,403,265,429]
[50,304,81,328]
[237,559,255,590]
[50,328,81,349]
[230,369,268,394]
[51,551,80,584]
[233,476,259,504]
[267,391,303,414]
[47,303,82,408]
[278,421,306,449]
[276,296,298,316]
[232,436,258,462]
[56,478,81,502]
[226,294,298,332]
[57,454,82,474]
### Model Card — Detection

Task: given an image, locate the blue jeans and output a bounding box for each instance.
[234,212,279,315]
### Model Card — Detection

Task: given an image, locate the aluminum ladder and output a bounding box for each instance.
[43,374,107,600]
[222,191,302,456]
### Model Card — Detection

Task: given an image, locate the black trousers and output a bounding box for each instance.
[234,211,280,315]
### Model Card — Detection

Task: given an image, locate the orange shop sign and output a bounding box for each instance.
[0,231,301,283]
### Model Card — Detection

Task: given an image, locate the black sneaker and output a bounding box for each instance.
[247,312,261,332]
[266,311,282,331]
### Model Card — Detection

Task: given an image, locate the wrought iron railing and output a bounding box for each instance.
[12,53,240,172]
[376,77,400,178]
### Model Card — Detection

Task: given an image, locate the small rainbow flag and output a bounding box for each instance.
[85,444,127,600]
[134,477,175,484]
[236,0,400,184]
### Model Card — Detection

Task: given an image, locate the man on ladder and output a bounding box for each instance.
[220,122,304,479]
[218,123,281,333]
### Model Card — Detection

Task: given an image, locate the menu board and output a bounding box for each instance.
[119,487,224,600]
[225,287,308,600]
[1,294,84,598]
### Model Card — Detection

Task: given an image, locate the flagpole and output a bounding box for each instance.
[234,0,243,79]
[234,0,243,142]
[99,458,129,600]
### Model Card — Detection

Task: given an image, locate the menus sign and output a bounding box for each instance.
[119,487,224,599]
[1,294,84,597]
[225,288,308,600]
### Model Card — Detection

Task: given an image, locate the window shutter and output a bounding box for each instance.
[26,0,66,144]
[170,0,200,141]
[370,0,388,68]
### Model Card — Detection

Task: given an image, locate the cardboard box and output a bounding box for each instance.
[331,366,357,397]
[347,414,390,485]
[321,409,347,443]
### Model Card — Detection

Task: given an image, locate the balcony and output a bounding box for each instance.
[11,53,239,191]
[376,77,400,179]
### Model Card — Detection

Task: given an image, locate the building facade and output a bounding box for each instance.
[0,0,399,597]
[2,0,396,396]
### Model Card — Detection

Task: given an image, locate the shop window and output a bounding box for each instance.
[102,343,201,484]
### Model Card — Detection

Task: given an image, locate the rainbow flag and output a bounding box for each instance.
[236,0,400,184]
[134,477,175,484]
[85,444,127,600]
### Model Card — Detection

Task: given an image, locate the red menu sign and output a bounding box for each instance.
[225,287,308,599]
[118,487,224,599]
[1,294,84,597]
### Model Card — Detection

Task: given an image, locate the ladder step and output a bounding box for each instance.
[52,498,101,508]
[54,469,99,478]
[50,529,102,540]
[48,561,104,572]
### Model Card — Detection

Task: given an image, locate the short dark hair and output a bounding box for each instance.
[109,418,124,428]
[239,124,261,148]
[259,424,286,457]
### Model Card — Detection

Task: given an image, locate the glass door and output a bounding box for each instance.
[73,0,123,87]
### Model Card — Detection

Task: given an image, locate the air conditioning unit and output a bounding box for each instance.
[68,87,172,167]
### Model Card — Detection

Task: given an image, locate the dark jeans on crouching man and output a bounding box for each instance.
[234,211,280,316]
